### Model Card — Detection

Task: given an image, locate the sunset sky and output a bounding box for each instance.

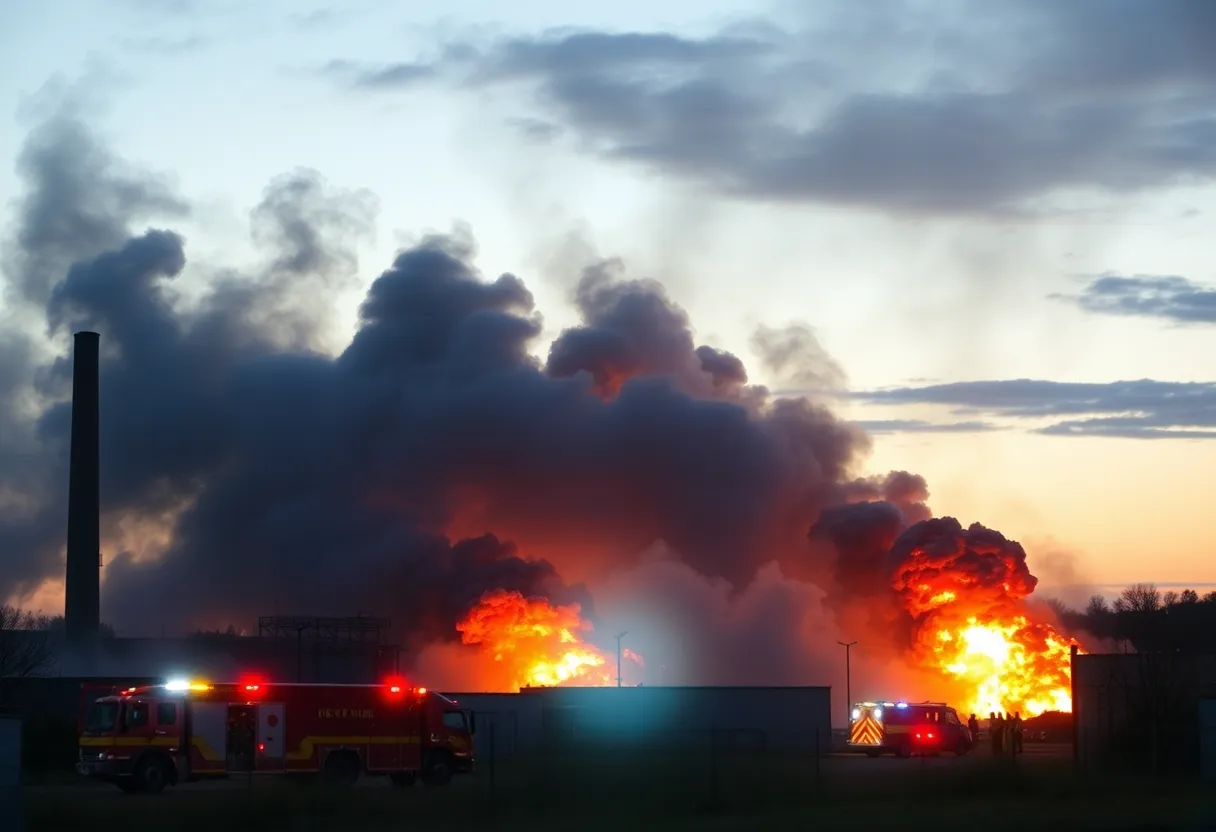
[3,0,1215,610]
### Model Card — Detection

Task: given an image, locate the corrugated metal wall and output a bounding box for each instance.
[0,715,22,832]
[443,687,831,760]
[1199,698,1216,782]
[1075,652,1216,774]
[441,692,543,761]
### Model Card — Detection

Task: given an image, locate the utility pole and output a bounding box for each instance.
[837,640,857,728]
[616,631,628,687]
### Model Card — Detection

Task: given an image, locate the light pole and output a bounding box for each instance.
[616,631,628,687]
[837,640,857,727]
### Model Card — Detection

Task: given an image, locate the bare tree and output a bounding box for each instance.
[0,605,56,681]
[1114,583,1161,614]
[1086,595,1111,617]
[1179,589,1199,605]
[1162,590,1180,607]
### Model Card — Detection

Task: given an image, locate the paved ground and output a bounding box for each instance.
[26,741,1073,799]
[23,744,1214,832]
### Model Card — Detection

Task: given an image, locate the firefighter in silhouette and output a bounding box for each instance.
[989,711,1004,754]
[1011,711,1024,754]
[967,713,979,745]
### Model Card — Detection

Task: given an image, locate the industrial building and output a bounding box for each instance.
[1072,647,1216,776]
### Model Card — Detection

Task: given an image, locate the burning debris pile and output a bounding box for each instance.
[0,111,1078,709]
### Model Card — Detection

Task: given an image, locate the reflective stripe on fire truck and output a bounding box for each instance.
[848,715,883,745]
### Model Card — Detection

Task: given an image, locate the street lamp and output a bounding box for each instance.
[837,640,857,727]
[616,631,628,687]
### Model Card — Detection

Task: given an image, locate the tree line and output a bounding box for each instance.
[1049,583,1216,653]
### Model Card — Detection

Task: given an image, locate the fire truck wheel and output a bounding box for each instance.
[390,772,416,788]
[323,751,360,787]
[133,755,171,794]
[423,756,453,786]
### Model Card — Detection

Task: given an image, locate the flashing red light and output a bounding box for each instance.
[238,674,266,694]
[383,675,409,696]
[258,743,264,752]
[417,687,427,695]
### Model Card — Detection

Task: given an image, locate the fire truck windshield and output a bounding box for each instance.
[84,701,119,733]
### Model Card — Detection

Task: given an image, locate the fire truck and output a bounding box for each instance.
[847,700,973,757]
[76,676,475,793]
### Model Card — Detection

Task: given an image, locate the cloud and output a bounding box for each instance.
[322,60,436,89]
[855,419,1000,435]
[329,1,1216,215]
[855,378,1216,439]
[1054,274,1216,324]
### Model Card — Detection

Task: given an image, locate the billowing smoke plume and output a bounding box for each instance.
[890,517,1037,620]
[0,113,907,665]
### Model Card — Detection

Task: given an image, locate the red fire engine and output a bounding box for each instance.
[76,676,475,793]
[847,700,973,757]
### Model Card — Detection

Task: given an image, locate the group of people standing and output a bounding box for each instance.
[968,710,1023,755]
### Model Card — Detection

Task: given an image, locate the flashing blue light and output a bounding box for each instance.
[896,702,908,709]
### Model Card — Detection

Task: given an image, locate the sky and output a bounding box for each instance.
[2,0,1216,615]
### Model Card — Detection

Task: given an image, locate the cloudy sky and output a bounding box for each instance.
[3,0,1215,598]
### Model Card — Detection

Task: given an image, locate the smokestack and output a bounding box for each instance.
[64,331,101,644]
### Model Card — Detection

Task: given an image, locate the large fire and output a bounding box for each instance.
[893,520,1082,717]
[927,613,1076,717]
[456,589,642,690]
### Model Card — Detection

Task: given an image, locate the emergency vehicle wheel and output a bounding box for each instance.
[133,756,170,794]
[323,751,360,786]
[423,757,452,786]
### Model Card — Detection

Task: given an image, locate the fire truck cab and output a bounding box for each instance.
[77,677,475,793]
[847,700,973,758]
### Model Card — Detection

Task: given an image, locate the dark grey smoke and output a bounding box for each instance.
[1,115,911,661]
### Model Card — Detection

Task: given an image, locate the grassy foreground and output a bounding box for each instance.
[21,748,1216,831]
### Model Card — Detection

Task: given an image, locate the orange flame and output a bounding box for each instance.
[894,525,1082,717]
[927,613,1078,717]
[457,589,643,690]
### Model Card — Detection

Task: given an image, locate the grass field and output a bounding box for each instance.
[19,746,1216,831]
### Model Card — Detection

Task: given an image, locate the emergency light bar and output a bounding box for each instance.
[165,678,211,692]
